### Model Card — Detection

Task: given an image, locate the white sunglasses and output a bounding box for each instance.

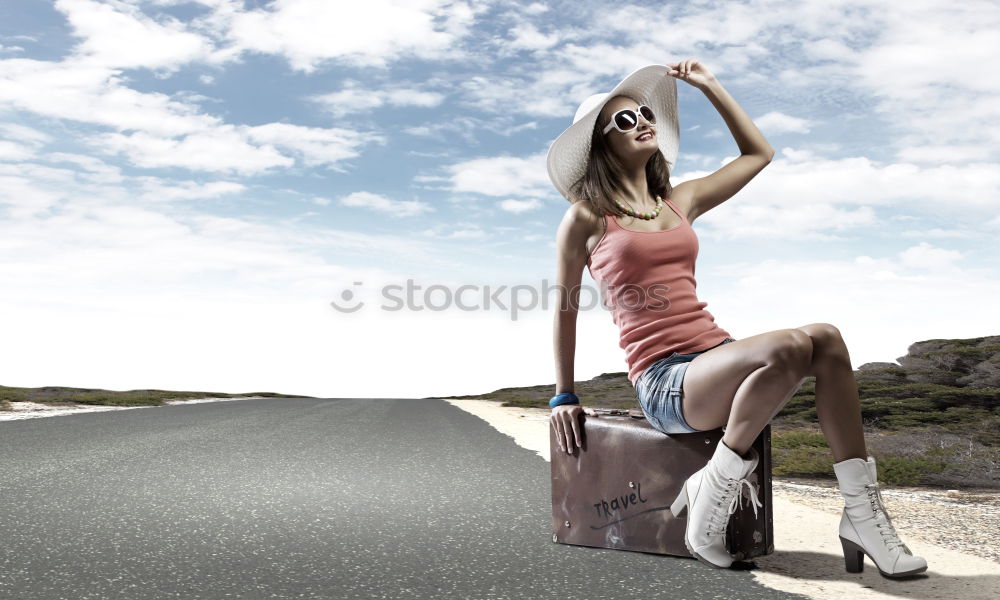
[603,104,657,135]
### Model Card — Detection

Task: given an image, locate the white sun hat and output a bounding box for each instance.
[545,64,679,202]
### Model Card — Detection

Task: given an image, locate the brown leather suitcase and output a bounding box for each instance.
[550,407,773,561]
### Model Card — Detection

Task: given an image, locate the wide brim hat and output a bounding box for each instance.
[546,64,679,202]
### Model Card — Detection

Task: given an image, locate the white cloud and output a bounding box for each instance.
[0,151,494,397]
[244,122,384,171]
[135,178,246,203]
[458,71,570,117]
[212,0,478,74]
[307,80,446,118]
[44,152,123,184]
[55,0,214,70]
[399,112,519,144]
[0,173,63,218]
[90,128,294,173]
[339,191,434,217]
[0,121,54,161]
[0,159,448,304]
[522,2,549,16]
[0,58,220,137]
[0,122,54,145]
[0,54,383,174]
[694,250,1000,371]
[499,198,542,213]
[403,126,435,137]
[506,23,560,52]
[755,111,813,134]
[693,149,1000,208]
[897,242,964,270]
[898,227,979,239]
[462,0,1000,179]
[443,152,552,198]
[429,225,489,240]
[0,140,36,161]
[677,149,1000,241]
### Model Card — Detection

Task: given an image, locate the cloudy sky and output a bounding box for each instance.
[1,0,998,400]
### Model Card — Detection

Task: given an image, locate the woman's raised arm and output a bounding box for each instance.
[667,59,775,222]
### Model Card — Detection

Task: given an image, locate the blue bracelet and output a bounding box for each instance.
[550,392,580,409]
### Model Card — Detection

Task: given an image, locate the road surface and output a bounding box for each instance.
[0,397,810,599]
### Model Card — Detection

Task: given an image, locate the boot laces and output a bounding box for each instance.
[865,482,909,554]
[706,477,762,537]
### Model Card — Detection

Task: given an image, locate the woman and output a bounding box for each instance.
[546,60,927,578]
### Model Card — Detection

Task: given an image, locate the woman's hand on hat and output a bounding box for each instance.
[667,59,716,89]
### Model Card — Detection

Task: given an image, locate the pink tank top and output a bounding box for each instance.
[586,196,731,387]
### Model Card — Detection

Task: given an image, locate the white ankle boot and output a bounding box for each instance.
[670,439,762,568]
[833,455,928,578]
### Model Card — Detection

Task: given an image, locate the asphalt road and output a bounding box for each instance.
[0,397,812,599]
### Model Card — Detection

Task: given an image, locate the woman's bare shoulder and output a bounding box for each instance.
[665,185,696,220]
[557,200,605,254]
[565,198,605,227]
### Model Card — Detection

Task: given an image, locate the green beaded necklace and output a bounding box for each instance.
[613,195,663,220]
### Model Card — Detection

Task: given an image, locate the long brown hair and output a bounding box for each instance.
[568,94,673,217]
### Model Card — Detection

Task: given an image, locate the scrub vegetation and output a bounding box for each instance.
[0,386,306,409]
[438,335,1000,489]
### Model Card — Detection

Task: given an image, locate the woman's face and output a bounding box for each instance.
[599,96,657,163]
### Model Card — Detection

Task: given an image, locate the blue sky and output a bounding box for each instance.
[1,0,998,399]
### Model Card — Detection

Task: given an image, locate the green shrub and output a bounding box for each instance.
[773,445,834,477]
[931,343,1000,359]
[868,455,948,486]
[926,386,1000,409]
[776,394,815,420]
[859,396,898,418]
[858,382,950,400]
[773,431,829,449]
[972,426,1000,447]
[881,406,957,428]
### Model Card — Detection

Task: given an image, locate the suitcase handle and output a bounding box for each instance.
[587,407,646,419]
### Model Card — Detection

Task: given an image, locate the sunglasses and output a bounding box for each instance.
[603,104,657,135]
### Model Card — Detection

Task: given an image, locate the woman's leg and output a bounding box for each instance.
[680,329,813,455]
[793,322,867,462]
[680,323,867,462]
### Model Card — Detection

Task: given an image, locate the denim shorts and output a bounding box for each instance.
[635,337,737,434]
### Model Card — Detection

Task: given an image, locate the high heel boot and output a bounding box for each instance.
[669,439,763,568]
[833,455,928,578]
